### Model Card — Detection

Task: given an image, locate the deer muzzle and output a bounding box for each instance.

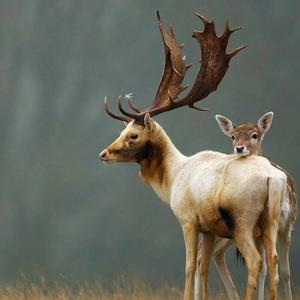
[234,145,249,156]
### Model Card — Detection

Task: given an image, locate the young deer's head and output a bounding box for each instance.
[215,112,273,156]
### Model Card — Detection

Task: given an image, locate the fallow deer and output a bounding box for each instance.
[194,113,296,300]
[99,13,286,300]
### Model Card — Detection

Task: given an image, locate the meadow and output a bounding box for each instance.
[0,280,299,300]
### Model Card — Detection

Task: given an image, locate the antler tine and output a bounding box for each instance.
[104,96,131,122]
[127,98,141,113]
[156,10,162,25]
[222,19,241,40]
[117,96,144,123]
[189,104,209,112]
[194,12,216,34]
[227,44,248,60]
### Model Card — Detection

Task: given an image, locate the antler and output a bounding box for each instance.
[104,96,131,122]
[149,11,191,113]
[104,12,246,124]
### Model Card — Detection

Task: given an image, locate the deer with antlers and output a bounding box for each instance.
[194,112,296,300]
[99,13,286,300]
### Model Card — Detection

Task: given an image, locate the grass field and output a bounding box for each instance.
[0,282,182,300]
[0,280,298,300]
[0,279,229,300]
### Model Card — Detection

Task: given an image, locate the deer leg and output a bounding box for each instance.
[182,223,198,300]
[194,236,202,300]
[213,239,240,300]
[234,231,262,300]
[257,240,267,300]
[199,233,215,300]
[262,221,279,300]
[278,227,293,300]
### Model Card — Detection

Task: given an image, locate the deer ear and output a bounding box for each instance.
[257,112,273,139]
[144,113,154,131]
[215,115,236,137]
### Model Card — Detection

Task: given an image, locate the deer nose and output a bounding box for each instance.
[235,146,245,153]
[99,150,107,160]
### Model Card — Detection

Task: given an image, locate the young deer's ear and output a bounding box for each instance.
[123,121,128,127]
[215,115,236,137]
[257,112,273,139]
[144,113,155,132]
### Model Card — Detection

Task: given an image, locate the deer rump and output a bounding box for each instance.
[171,152,283,240]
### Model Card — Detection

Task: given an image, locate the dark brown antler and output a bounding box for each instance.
[104,96,131,122]
[150,11,191,112]
[104,12,246,124]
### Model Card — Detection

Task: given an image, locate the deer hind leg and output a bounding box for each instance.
[213,239,240,300]
[234,231,262,300]
[257,240,267,300]
[262,220,279,300]
[278,225,293,300]
[198,233,215,300]
[182,223,198,300]
[263,176,285,300]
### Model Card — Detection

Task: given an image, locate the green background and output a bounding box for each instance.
[0,0,299,293]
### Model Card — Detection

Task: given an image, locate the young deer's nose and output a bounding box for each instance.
[235,146,245,153]
[99,150,107,160]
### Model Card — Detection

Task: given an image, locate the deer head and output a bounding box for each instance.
[100,114,157,163]
[100,12,246,163]
[215,112,274,156]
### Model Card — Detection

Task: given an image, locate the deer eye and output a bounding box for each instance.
[251,133,258,139]
[129,133,139,140]
[231,135,235,140]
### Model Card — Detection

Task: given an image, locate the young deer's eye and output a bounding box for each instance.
[251,133,258,139]
[231,135,235,140]
[129,133,139,140]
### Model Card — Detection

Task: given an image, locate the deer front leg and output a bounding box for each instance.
[194,237,202,300]
[213,239,240,300]
[182,223,198,300]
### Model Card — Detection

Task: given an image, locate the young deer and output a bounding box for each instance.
[99,13,286,300]
[203,113,296,300]
[194,113,296,300]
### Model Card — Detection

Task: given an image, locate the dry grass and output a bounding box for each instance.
[0,281,182,300]
[0,279,298,300]
[0,278,230,300]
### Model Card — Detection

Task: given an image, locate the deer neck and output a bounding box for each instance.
[252,146,263,156]
[138,126,185,204]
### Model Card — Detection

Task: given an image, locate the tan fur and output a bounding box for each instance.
[270,161,297,224]
[139,141,169,187]
[233,122,297,222]
[102,13,248,299]
[232,123,262,155]
[199,113,296,300]
[100,118,287,300]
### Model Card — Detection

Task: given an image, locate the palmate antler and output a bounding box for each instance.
[104,12,247,124]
